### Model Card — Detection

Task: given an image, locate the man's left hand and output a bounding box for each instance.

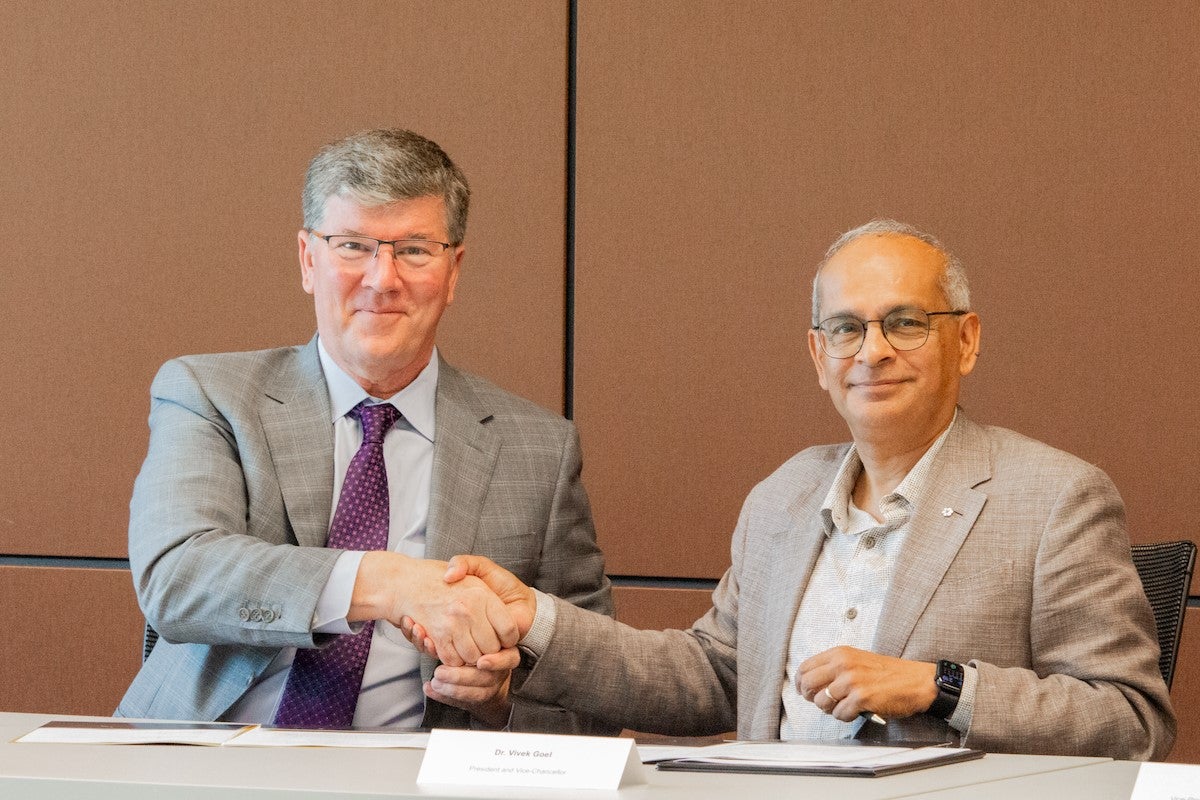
[798,646,938,721]
[424,647,522,729]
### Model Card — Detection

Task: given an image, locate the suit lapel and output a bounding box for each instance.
[750,480,835,738]
[873,416,990,657]
[259,337,335,548]
[426,358,500,562]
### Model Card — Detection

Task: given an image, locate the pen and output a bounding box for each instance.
[860,712,887,725]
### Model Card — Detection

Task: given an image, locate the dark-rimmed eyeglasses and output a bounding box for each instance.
[309,231,454,269]
[813,307,968,358]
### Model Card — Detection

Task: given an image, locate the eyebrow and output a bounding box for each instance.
[823,304,922,320]
[335,229,445,241]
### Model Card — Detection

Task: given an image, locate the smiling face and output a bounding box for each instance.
[299,193,463,397]
[807,233,980,452]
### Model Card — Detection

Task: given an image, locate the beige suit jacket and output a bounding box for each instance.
[517,414,1175,759]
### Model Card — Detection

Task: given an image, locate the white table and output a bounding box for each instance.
[0,712,1138,800]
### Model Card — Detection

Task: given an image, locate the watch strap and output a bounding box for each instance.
[929,659,964,720]
[928,688,960,719]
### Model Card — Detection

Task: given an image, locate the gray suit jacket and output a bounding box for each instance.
[517,415,1175,759]
[118,338,613,733]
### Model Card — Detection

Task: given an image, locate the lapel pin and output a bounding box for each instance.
[941,507,954,517]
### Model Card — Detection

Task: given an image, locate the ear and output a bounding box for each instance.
[957,312,981,376]
[808,328,830,390]
[445,244,465,306]
[298,230,316,296]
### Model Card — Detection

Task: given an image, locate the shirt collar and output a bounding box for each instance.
[316,337,438,442]
[821,409,958,536]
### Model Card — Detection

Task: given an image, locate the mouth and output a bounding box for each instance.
[849,377,907,390]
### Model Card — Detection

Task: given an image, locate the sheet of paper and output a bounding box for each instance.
[636,744,708,763]
[674,741,968,768]
[1130,762,1200,800]
[15,720,252,746]
[225,727,429,749]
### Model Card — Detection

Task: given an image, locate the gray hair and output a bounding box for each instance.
[302,129,470,244]
[811,219,971,325]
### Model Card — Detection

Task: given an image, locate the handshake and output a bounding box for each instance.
[353,552,538,725]
[357,550,534,653]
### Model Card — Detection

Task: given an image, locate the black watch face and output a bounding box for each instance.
[937,661,964,692]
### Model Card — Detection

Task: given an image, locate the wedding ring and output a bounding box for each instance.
[823,687,836,702]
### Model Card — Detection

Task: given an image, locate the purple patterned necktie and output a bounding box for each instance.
[273,401,400,729]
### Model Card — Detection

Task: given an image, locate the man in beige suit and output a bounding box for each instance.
[412,219,1175,760]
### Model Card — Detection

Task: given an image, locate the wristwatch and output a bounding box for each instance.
[928,659,964,720]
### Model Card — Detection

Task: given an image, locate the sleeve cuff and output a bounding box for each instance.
[518,589,558,657]
[947,663,978,733]
[470,706,515,732]
[311,550,366,634]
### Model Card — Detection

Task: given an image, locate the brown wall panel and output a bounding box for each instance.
[574,2,1200,585]
[1167,613,1200,763]
[0,0,568,559]
[612,586,713,631]
[0,567,142,715]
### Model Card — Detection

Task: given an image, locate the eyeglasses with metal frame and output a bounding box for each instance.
[309,231,455,269]
[812,307,968,359]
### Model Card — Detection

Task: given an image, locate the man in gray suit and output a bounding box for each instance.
[118,129,612,732]
[415,220,1175,759]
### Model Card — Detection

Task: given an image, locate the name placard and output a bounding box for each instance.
[1130,762,1200,800]
[416,729,645,790]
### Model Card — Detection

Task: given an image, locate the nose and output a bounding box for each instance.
[856,320,896,365]
[362,245,405,291]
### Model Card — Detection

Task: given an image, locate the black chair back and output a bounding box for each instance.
[1131,540,1196,688]
[142,623,159,663]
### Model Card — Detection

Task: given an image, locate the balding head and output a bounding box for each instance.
[812,219,970,326]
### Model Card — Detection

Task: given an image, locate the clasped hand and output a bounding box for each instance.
[798,645,938,721]
[353,553,533,726]
[352,552,527,667]
[395,554,536,666]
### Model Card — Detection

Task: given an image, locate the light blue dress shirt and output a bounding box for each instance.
[222,338,438,727]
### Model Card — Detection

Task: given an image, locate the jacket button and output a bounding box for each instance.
[238,608,250,621]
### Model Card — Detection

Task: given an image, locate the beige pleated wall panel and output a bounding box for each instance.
[0,0,569,714]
